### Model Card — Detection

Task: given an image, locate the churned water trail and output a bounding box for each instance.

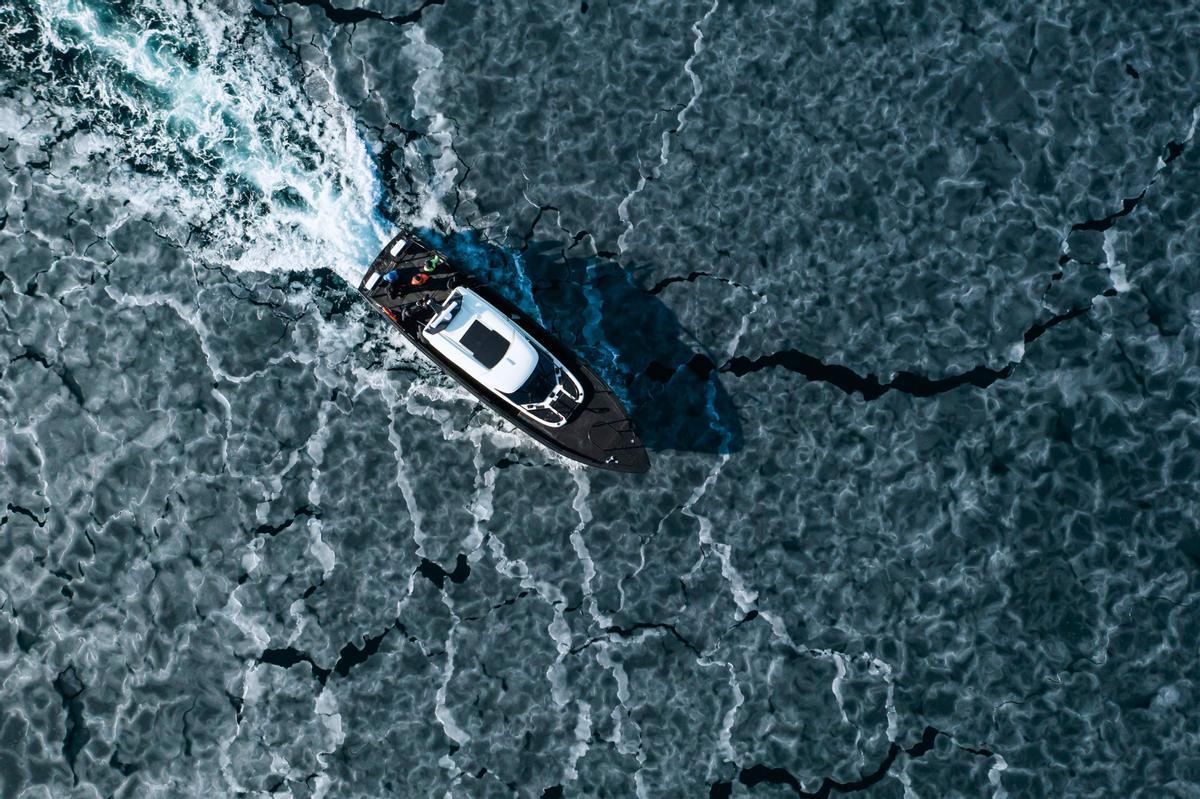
[1,0,391,283]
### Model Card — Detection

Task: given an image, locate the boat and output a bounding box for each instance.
[357,230,650,473]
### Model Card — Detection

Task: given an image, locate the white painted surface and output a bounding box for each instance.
[422,288,538,394]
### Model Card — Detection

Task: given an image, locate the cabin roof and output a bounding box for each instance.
[421,288,539,394]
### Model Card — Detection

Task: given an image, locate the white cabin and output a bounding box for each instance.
[421,288,539,394]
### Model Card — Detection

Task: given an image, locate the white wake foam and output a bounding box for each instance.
[2,0,394,284]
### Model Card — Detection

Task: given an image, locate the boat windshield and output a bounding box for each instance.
[505,351,558,405]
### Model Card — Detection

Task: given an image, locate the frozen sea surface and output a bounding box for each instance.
[2,1,1200,796]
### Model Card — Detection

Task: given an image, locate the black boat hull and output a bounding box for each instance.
[358,230,650,473]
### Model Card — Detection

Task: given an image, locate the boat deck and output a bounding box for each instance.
[362,248,465,330]
[357,232,649,473]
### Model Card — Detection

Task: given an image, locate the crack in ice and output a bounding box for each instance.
[616,0,719,256]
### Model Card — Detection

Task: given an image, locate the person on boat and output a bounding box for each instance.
[382,268,405,298]
[399,295,436,323]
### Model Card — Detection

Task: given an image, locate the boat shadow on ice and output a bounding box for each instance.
[422,229,743,457]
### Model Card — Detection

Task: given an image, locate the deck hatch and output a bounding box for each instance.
[460,321,510,368]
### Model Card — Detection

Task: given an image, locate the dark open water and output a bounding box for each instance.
[2,1,1200,796]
